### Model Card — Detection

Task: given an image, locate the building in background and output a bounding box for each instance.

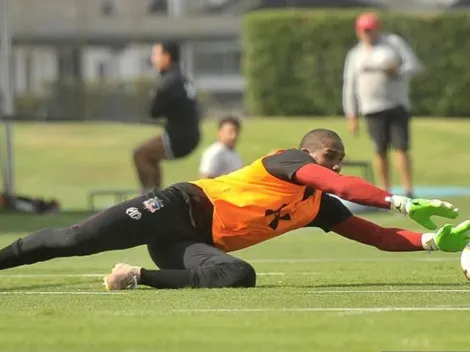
[9,0,243,108]
[7,0,467,116]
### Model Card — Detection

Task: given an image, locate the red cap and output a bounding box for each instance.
[355,12,380,31]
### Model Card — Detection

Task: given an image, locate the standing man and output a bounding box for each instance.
[133,41,201,192]
[199,117,243,179]
[342,12,423,198]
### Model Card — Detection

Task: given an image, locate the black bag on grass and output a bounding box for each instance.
[0,193,60,214]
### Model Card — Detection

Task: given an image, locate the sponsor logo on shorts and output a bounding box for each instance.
[126,207,142,220]
[143,197,164,213]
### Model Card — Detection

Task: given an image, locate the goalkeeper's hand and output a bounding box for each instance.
[388,196,459,230]
[422,220,470,252]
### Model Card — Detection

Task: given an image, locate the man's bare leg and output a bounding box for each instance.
[375,151,390,192]
[133,136,167,192]
[395,149,413,198]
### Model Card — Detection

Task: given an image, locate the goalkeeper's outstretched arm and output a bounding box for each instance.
[294,163,459,230]
[332,215,425,252]
[332,216,470,252]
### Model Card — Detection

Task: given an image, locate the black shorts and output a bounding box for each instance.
[161,132,200,160]
[88,185,212,248]
[74,184,213,251]
[364,106,411,153]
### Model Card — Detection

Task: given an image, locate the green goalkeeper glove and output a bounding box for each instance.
[421,220,470,252]
[388,196,459,230]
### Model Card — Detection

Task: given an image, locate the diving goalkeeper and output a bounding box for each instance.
[0,129,468,290]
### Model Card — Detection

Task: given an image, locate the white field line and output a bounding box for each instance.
[247,257,456,263]
[0,269,462,279]
[2,270,468,296]
[0,304,465,315]
[0,291,126,295]
[306,289,470,293]
[173,307,470,313]
[0,272,318,278]
[0,256,456,278]
[0,274,106,278]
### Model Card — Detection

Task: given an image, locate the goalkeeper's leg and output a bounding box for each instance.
[0,187,194,270]
[104,240,257,290]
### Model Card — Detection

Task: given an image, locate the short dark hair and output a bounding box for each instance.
[299,128,342,151]
[218,116,241,131]
[159,41,180,63]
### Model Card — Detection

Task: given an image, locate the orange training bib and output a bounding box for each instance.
[191,152,322,252]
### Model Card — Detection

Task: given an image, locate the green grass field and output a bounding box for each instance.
[1,118,470,351]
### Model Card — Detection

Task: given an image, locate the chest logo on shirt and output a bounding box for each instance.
[143,197,164,213]
[265,204,292,230]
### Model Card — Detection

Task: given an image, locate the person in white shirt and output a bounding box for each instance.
[342,12,423,198]
[199,117,243,179]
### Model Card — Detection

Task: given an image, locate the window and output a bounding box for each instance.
[101,0,115,16]
[148,0,168,14]
[192,41,241,75]
[140,56,154,73]
[97,61,109,78]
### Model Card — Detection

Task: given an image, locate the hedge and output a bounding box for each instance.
[243,9,470,117]
[11,78,213,122]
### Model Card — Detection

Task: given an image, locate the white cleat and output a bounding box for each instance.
[103,263,141,291]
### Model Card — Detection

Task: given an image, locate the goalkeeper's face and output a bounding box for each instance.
[310,139,345,174]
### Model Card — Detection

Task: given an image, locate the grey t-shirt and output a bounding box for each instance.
[342,33,423,116]
[199,142,243,178]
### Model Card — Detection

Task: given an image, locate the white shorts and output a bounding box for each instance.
[160,131,199,160]
[161,132,175,160]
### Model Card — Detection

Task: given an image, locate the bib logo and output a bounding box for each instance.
[143,197,164,213]
[265,204,291,230]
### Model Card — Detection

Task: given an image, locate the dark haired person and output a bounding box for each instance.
[133,41,201,192]
[199,116,243,179]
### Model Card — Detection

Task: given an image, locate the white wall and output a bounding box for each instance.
[12,42,243,94]
[81,45,154,80]
[82,47,113,80]
[195,76,244,92]
[117,44,154,79]
[13,46,57,94]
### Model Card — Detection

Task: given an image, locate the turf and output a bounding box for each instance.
[9,117,470,209]
[1,118,470,351]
